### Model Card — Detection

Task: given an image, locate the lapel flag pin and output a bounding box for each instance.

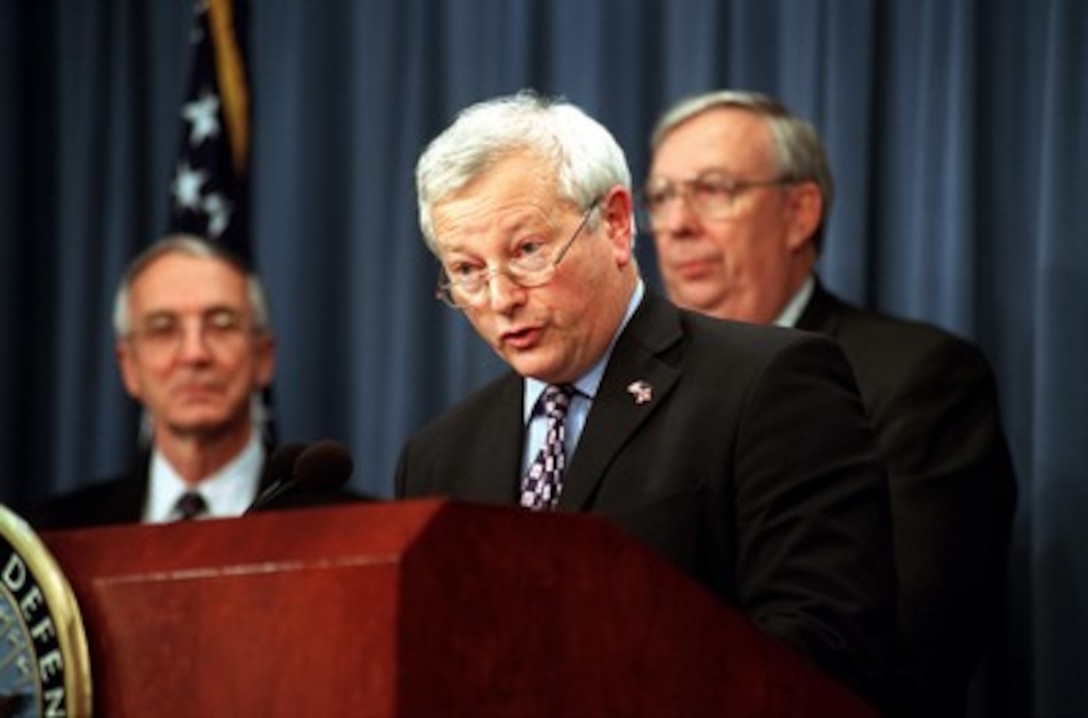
[626,380,653,405]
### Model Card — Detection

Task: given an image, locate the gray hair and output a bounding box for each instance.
[112,234,271,339]
[415,89,632,253]
[651,90,835,253]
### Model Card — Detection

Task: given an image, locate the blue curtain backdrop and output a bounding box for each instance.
[1,1,1084,714]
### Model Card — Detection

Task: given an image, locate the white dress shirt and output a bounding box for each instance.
[143,431,265,523]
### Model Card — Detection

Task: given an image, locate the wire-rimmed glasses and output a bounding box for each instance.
[641,169,790,227]
[435,198,600,309]
[127,308,259,359]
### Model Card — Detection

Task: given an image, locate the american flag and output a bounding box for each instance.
[168,0,251,258]
[166,0,277,440]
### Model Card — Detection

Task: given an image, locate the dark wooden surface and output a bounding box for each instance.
[42,500,875,717]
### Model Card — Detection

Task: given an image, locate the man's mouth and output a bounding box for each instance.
[173,382,219,398]
[673,256,717,279]
[500,325,543,350]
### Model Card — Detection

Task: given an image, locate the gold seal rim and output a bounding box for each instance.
[0,504,92,717]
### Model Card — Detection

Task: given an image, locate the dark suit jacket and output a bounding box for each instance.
[797,281,1017,717]
[26,445,364,531]
[396,291,899,709]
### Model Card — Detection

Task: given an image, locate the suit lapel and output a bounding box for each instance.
[462,374,527,503]
[796,278,843,337]
[115,453,153,523]
[256,440,278,492]
[558,293,682,511]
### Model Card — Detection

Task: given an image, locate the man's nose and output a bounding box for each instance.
[176,325,213,359]
[654,194,700,236]
[486,271,527,312]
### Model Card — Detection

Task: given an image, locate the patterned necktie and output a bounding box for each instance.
[174,491,208,521]
[521,384,574,511]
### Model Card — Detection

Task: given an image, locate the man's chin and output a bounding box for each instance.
[672,285,726,316]
[162,413,237,439]
[503,350,562,384]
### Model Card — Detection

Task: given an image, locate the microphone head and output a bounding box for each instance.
[293,440,354,491]
[265,442,308,483]
[244,442,309,515]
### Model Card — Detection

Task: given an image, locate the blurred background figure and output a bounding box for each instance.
[29,235,281,527]
[645,90,1017,717]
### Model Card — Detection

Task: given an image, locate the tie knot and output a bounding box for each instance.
[542,384,573,419]
[175,491,208,520]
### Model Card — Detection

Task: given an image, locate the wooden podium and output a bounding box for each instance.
[41,499,875,716]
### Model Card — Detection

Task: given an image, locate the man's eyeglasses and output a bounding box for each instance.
[127,309,260,358]
[435,198,600,309]
[641,169,791,227]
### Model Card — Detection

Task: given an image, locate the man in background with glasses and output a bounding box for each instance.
[30,236,283,527]
[646,90,1017,717]
[396,90,898,710]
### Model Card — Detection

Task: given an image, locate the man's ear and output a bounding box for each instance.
[116,341,143,400]
[255,334,276,389]
[600,187,635,264]
[786,181,824,251]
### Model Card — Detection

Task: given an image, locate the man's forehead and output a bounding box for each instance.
[133,252,243,283]
[433,190,567,250]
[130,253,248,308]
[654,108,773,170]
[436,197,555,232]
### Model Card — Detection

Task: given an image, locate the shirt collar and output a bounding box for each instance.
[773,274,815,328]
[145,430,265,522]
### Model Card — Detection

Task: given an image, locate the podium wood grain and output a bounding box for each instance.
[42,500,875,716]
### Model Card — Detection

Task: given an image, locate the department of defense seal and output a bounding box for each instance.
[0,504,91,717]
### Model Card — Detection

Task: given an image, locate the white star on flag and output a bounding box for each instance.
[202,193,233,238]
[171,162,208,210]
[167,0,251,251]
[183,90,222,145]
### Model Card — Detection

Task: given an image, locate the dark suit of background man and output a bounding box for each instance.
[28,236,282,528]
[394,90,899,710]
[645,89,1017,717]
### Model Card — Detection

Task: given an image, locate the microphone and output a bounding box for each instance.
[245,440,354,514]
[293,440,355,492]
